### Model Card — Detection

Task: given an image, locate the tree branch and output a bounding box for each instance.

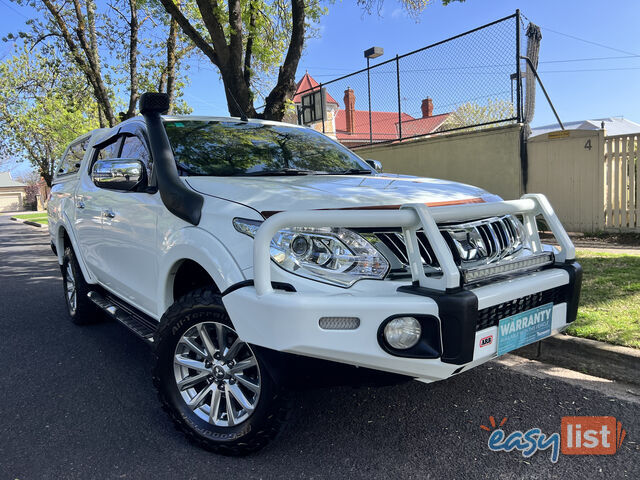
[159,0,219,65]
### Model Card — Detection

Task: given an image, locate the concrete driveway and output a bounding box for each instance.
[0,215,637,479]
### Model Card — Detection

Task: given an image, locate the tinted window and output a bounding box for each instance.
[120,136,150,165]
[57,138,89,176]
[163,121,370,176]
[96,139,121,161]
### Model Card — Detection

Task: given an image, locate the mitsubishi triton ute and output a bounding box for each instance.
[48,93,582,455]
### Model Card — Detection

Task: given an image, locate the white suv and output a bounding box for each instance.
[48,93,582,455]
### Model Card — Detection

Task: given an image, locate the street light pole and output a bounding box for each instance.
[364,46,383,145]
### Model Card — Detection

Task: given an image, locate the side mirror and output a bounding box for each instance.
[92,158,147,191]
[365,159,382,172]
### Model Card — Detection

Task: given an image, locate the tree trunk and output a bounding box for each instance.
[262,0,305,120]
[165,12,178,114]
[124,0,139,120]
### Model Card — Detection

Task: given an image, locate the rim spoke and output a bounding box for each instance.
[234,374,260,393]
[174,355,209,373]
[225,385,236,426]
[228,383,254,411]
[229,357,256,374]
[208,387,222,424]
[180,337,207,358]
[188,383,213,410]
[177,372,209,391]
[223,337,243,362]
[197,324,216,359]
[215,323,226,351]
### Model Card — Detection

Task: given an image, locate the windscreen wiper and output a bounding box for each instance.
[233,168,317,176]
[334,168,374,175]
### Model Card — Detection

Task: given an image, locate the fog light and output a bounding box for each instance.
[383,317,421,349]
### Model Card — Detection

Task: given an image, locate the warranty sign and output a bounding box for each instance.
[497,303,553,356]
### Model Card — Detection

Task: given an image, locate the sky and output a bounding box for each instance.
[1,0,640,175]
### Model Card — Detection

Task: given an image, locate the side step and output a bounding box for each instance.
[88,291,158,342]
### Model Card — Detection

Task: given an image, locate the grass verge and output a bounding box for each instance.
[567,249,640,348]
[13,212,48,225]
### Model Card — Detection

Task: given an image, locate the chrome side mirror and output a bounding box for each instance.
[91,158,146,191]
[365,159,382,172]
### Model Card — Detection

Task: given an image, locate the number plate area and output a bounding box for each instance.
[497,303,554,356]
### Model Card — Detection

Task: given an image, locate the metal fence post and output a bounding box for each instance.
[515,9,522,123]
[319,83,325,134]
[396,54,402,141]
[367,58,373,144]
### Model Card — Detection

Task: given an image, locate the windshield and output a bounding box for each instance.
[163,120,372,176]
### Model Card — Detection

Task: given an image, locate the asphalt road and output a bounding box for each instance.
[0,215,637,480]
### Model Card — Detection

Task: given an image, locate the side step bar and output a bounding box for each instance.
[88,291,158,342]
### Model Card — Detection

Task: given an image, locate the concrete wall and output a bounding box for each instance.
[355,124,523,201]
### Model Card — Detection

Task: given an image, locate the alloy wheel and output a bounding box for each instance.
[173,322,261,427]
[65,263,77,315]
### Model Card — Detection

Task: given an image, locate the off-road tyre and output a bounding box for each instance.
[152,287,290,456]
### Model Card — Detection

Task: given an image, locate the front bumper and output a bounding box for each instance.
[222,262,582,382]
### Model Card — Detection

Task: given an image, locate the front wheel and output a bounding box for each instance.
[152,288,290,455]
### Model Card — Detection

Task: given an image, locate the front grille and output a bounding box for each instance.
[475,286,567,331]
[374,231,438,266]
[369,216,520,271]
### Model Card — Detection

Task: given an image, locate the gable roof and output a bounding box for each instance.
[530,117,640,137]
[397,113,451,137]
[0,172,25,188]
[292,72,339,106]
[335,109,415,142]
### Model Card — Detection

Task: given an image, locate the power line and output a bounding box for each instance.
[538,25,640,57]
[540,66,640,73]
[0,0,29,19]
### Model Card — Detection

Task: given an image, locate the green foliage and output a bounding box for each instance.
[446,98,515,130]
[0,48,99,185]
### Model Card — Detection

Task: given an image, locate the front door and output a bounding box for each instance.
[91,133,163,316]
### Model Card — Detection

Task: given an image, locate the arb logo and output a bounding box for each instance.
[479,335,493,347]
[561,416,627,455]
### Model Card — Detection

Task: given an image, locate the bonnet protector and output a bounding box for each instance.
[139,92,203,226]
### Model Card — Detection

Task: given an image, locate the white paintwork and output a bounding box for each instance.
[48,115,578,383]
[222,274,571,381]
[186,174,500,214]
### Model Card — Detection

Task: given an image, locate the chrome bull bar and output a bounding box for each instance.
[252,193,575,296]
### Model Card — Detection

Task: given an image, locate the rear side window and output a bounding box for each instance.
[57,138,89,177]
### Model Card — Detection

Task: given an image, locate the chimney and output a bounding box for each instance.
[421,97,434,118]
[344,88,355,133]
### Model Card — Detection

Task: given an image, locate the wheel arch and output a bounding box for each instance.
[158,227,245,315]
[55,216,96,284]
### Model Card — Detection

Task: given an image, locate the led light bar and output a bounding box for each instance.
[462,252,555,284]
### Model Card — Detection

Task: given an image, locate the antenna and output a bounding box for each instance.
[226,87,249,122]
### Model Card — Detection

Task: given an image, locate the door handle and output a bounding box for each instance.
[102,209,116,219]
[76,200,85,209]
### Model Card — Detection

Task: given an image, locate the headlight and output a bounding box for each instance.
[233,218,389,287]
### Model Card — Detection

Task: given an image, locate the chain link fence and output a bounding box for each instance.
[293,12,527,148]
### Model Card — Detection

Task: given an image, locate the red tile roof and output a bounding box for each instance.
[292,72,339,105]
[397,113,450,137]
[335,109,414,142]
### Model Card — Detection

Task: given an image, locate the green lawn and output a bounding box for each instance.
[566,250,640,348]
[13,212,48,225]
